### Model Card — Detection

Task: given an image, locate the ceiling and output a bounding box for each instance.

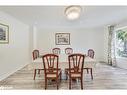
[0,6,127,29]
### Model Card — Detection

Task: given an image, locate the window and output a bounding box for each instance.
[116,28,127,57]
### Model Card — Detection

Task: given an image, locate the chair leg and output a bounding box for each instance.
[33,69,36,80]
[81,77,83,89]
[56,78,58,90]
[90,68,93,80]
[69,77,71,89]
[38,69,41,74]
[86,68,89,74]
[60,72,62,82]
[45,78,47,89]
[66,73,68,80]
[65,70,68,80]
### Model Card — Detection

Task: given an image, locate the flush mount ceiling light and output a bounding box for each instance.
[65,6,82,20]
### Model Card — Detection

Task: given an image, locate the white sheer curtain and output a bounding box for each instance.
[107,25,117,66]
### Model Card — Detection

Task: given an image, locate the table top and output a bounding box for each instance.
[28,56,97,70]
[32,56,96,63]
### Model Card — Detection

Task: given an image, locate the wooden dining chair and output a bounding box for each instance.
[87,49,94,58]
[32,49,39,60]
[65,48,73,55]
[42,54,62,89]
[84,49,94,80]
[65,48,73,80]
[32,49,43,80]
[52,48,60,55]
[67,53,85,89]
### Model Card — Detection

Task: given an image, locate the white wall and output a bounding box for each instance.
[0,11,29,80]
[36,27,104,61]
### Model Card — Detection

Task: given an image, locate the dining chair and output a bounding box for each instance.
[65,48,73,80]
[87,49,94,58]
[42,54,62,89]
[67,53,85,89]
[65,47,73,55]
[52,48,61,55]
[32,49,39,60]
[32,49,43,80]
[84,49,94,80]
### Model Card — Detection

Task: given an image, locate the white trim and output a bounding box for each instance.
[116,56,127,60]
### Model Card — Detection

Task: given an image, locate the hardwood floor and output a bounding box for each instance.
[1,63,127,89]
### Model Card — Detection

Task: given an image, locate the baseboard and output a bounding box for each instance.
[0,62,28,81]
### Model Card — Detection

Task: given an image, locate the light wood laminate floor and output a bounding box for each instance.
[1,63,127,90]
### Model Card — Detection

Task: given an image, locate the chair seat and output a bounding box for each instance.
[46,70,61,78]
[65,68,81,78]
[71,73,81,77]
[65,68,81,73]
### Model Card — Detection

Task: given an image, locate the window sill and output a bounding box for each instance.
[116,56,127,60]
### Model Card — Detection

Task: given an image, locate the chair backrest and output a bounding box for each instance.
[87,49,94,58]
[32,49,39,60]
[65,48,73,55]
[52,48,60,55]
[42,54,59,75]
[68,53,85,74]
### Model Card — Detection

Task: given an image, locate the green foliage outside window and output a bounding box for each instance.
[116,29,127,57]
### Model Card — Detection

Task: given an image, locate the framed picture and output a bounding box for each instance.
[0,23,9,44]
[55,33,70,45]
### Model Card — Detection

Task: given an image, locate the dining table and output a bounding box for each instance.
[28,54,97,71]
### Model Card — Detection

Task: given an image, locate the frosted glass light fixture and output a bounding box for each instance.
[65,6,81,20]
